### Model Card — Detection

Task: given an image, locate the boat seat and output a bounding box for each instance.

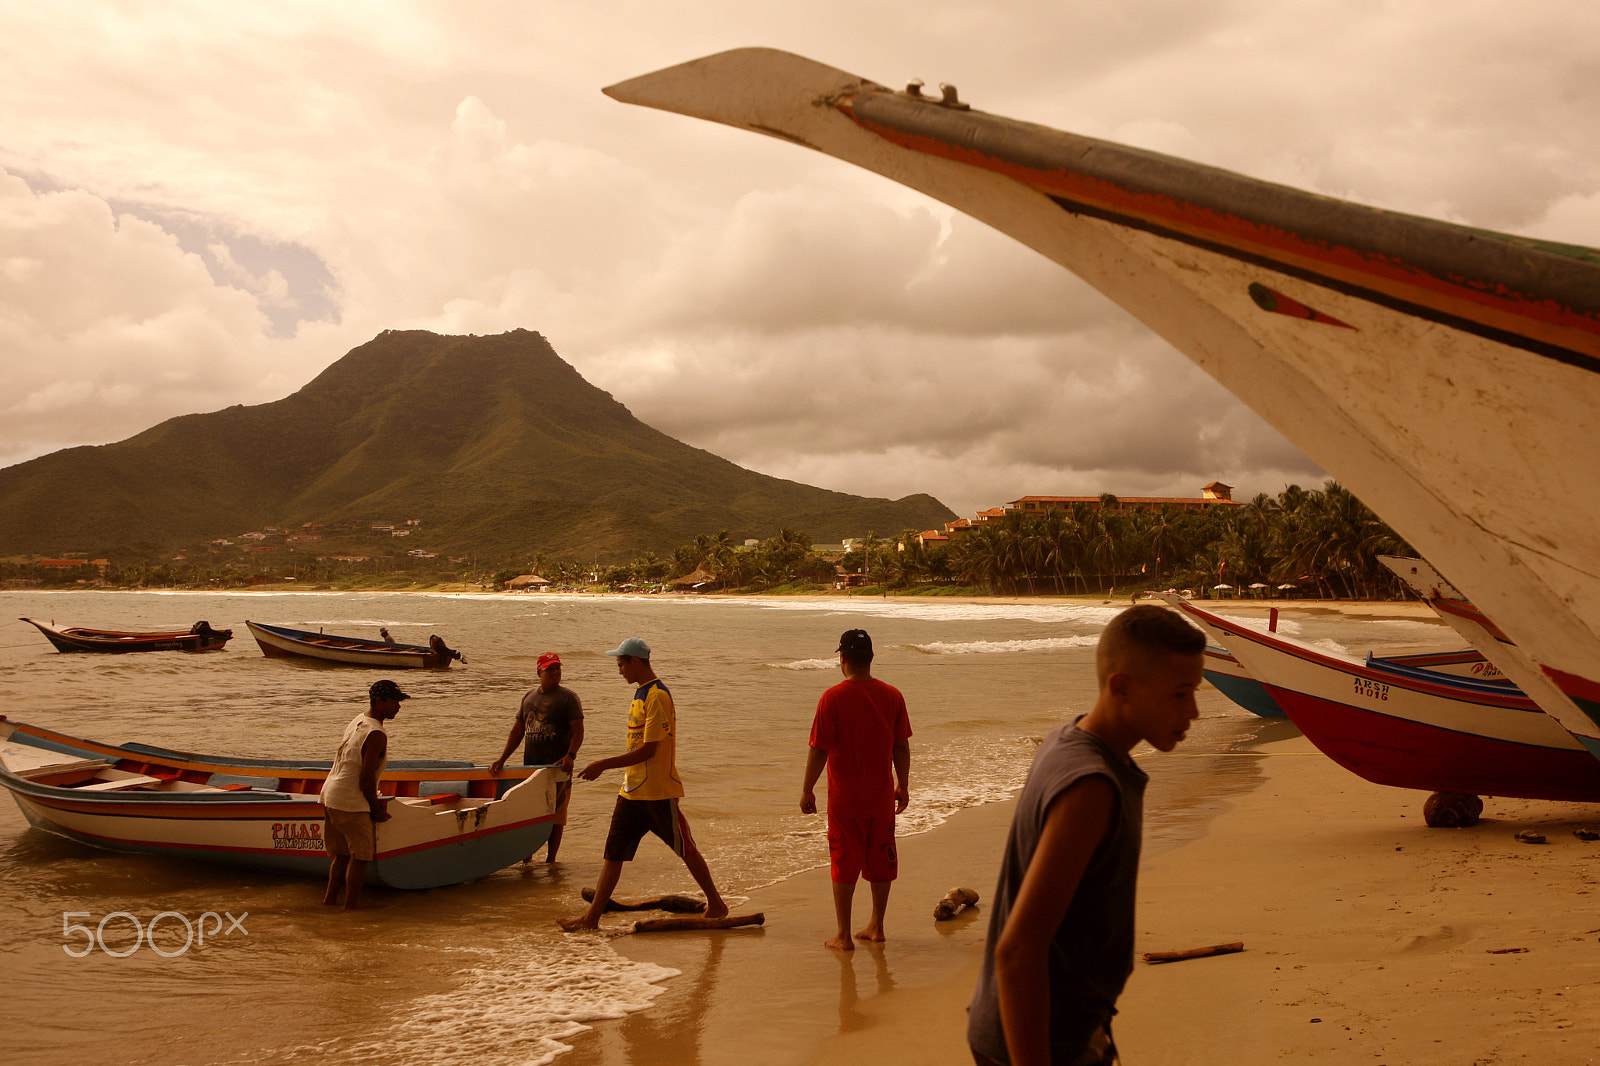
[78,774,165,791]
[15,758,115,781]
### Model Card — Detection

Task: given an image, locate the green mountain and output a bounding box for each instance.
[0,330,954,561]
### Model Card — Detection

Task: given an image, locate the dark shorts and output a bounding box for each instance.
[970,1022,1118,1066]
[603,795,697,862]
[324,808,377,861]
[827,813,897,883]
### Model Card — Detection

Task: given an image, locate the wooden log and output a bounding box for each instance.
[631,913,765,933]
[933,886,980,920]
[1142,942,1244,964]
[580,888,707,913]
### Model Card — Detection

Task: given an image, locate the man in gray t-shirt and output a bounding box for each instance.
[490,652,584,862]
[968,605,1204,1065]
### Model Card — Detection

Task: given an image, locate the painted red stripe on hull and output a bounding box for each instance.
[1268,686,1600,801]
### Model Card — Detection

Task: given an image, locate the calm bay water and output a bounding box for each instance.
[0,590,1450,1065]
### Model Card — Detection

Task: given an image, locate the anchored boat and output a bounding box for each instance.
[22,617,232,654]
[246,621,464,669]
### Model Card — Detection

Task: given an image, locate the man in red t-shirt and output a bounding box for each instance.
[800,628,912,950]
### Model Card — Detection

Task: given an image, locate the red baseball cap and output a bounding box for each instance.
[537,652,562,671]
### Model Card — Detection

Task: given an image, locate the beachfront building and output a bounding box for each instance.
[1006,481,1240,516]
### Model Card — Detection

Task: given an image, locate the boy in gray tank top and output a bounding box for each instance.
[968,604,1206,1065]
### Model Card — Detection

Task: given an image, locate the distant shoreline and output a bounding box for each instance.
[8,583,1441,619]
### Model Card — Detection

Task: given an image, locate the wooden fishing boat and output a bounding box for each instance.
[1163,596,1600,802]
[1202,641,1498,720]
[246,621,464,669]
[0,715,559,889]
[606,49,1600,760]
[22,617,232,654]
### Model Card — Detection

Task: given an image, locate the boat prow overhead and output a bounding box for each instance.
[245,621,465,669]
[21,617,233,653]
[607,48,1600,759]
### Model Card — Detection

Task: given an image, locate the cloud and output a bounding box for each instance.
[0,1,1591,528]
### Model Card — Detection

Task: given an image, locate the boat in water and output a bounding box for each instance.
[1163,596,1600,803]
[22,617,232,654]
[605,48,1600,760]
[246,621,465,669]
[0,715,559,889]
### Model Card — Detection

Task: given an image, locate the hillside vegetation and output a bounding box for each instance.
[0,329,953,561]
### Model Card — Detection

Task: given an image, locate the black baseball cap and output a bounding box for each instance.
[837,629,873,655]
[369,679,410,702]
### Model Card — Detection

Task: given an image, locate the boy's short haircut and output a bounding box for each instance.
[1096,604,1206,682]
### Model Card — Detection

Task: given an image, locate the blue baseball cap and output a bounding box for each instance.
[605,636,652,660]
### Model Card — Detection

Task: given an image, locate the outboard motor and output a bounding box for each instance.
[429,634,465,664]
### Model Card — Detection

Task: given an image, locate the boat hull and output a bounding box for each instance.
[22,617,232,653]
[246,621,451,669]
[1202,647,1286,718]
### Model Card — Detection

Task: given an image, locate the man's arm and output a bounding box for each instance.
[799,746,828,814]
[359,730,391,824]
[488,719,526,776]
[993,775,1115,1066]
[891,738,911,814]
[576,740,656,781]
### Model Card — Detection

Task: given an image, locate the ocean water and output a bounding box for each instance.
[0,591,1450,1064]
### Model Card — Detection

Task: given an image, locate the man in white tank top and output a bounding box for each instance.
[321,679,407,909]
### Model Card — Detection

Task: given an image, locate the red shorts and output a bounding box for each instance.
[827,813,897,883]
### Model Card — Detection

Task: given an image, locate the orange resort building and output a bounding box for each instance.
[916,482,1241,545]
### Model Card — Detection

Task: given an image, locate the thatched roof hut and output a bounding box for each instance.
[667,568,718,591]
[505,573,550,590]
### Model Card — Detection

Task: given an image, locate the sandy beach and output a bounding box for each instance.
[570,726,1600,1065]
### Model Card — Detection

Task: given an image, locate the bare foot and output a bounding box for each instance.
[825,934,856,951]
[703,901,729,920]
[556,916,598,932]
[855,926,885,942]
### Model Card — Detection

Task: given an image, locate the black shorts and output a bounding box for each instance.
[603,795,697,862]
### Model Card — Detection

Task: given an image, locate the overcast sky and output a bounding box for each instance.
[5,1,1598,521]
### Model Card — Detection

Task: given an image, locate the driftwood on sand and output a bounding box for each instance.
[933,886,980,921]
[580,887,707,913]
[1142,942,1245,964]
[631,913,765,933]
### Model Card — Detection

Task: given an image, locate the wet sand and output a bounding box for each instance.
[572,733,1600,1065]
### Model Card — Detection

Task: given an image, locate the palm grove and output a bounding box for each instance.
[527,481,1417,600]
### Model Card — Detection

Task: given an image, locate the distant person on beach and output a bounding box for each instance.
[967,604,1205,1066]
[489,651,584,863]
[556,637,728,930]
[799,628,912,951]
[320,678,408,910]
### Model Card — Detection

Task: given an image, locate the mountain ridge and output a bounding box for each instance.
[0,329,954,561]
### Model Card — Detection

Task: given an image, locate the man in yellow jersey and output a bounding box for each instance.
[556,637,728,930]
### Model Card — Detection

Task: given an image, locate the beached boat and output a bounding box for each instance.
[606,49,1600,760]
[1203,640,1500,720]
[0,715,559,889]
[22,617,232,654]
[1162,596,1600,802]
[246,621,464,669]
